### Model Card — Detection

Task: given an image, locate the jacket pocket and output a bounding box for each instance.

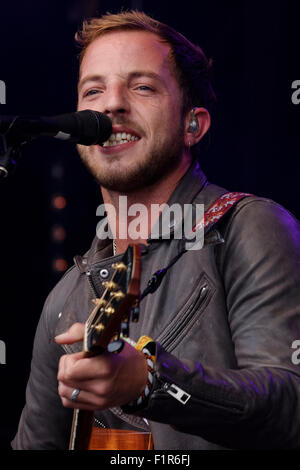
[155,274,213,352]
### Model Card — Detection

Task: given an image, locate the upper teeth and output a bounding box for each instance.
[103,132,139,147]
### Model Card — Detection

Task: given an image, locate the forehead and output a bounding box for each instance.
[79,30,174,80]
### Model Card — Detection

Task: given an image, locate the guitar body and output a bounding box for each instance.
[88,426,153,450]
[70,410,153,450]
[68,245,152,450]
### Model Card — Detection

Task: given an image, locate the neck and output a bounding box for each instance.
[101,154,192,254]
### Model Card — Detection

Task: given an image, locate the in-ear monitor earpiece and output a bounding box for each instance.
[188,108,199,133]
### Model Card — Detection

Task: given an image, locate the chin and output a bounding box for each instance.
[78,137,185,192]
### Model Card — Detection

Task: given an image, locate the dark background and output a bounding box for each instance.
[0,0,299,449]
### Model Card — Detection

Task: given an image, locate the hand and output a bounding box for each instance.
[55,323,148,410]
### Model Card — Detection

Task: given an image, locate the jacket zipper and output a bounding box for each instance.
[162,382,191,404]
[94,417,106,428]
[157,282,209,351]
[86,270,99,298]
[154,380,243,412]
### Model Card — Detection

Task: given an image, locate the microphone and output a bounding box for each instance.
[0,110,112,146]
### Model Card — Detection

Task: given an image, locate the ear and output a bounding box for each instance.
[184,107,211,147]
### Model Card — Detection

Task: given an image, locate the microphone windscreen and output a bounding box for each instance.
[54,110,112,145]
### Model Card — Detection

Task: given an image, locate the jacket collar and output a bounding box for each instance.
[148,160,208,241]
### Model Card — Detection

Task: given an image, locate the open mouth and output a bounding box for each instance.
[102,132,140,147]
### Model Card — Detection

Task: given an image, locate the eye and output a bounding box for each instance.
[84,89,100,97]
[135,85,154,93]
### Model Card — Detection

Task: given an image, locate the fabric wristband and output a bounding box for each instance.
[122,335,156,411]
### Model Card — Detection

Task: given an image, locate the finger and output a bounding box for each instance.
[59,351,116,384]
[57,351,87,383]
[58,381,109,410]
[55,322,85,344]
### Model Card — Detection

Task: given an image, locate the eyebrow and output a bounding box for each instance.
[78,74,104,92]
[129,71,164,83]
[78,70,164,92]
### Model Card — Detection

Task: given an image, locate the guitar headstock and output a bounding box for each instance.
[83,244,141,354]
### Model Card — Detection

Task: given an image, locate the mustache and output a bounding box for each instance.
[109,117,144,134]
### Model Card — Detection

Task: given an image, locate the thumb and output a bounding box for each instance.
[55,322,85,344]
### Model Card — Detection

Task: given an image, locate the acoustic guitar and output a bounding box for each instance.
[68,244,153,450]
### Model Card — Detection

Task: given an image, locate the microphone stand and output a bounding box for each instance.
[0,134,23,179]
[0,117,28,179]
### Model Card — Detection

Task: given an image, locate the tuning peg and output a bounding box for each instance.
[131,304,140,323]
[102,281,118,290]
[110,290,125,301]
[94,323,105,333]
[104,306,115,316]
[92,298,107,307]
[111,262,127,272]
[121,317,130,337]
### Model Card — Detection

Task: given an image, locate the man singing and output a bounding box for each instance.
[13,10,300,450]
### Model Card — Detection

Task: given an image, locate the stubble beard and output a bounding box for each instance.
[77,126,186,193]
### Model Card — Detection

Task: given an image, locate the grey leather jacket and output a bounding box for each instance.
[12,163,300,449]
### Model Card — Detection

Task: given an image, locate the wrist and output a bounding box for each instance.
[123,336,156,411]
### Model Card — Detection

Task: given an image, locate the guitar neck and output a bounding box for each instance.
[68,244,142,450]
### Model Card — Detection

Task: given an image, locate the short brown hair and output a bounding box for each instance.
[75,10,216,116]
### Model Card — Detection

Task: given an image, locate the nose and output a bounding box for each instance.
[102,83,129,118]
